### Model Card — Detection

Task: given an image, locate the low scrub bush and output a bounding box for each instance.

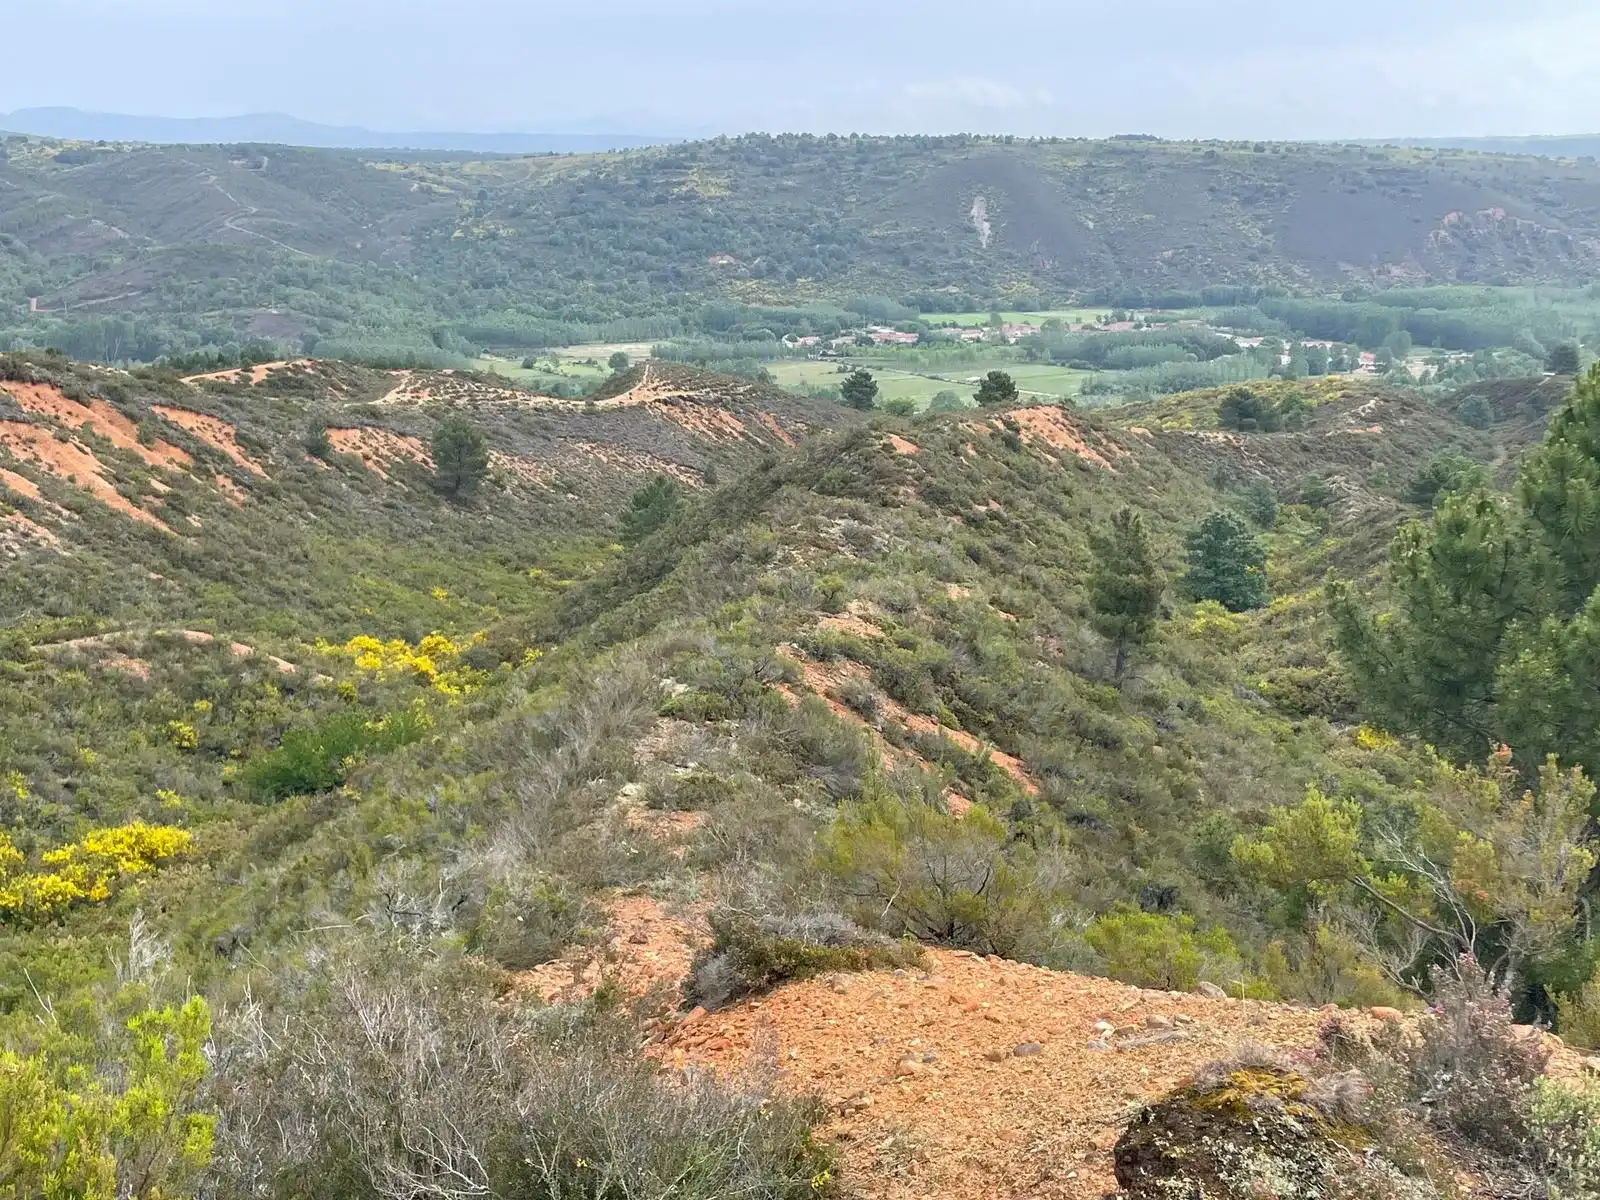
[240,705,429,800]
[688,909,925,1009]
[212,945,834,1199]
[1084,907,1241,992]
[1402,955,1549,1153]
[0,822,192,919]
[0,997,214,1198]
[1556,959,1600,1050]
[1531,1078,1600,1198]
[471,869,591,971]
[817,776,1074,958]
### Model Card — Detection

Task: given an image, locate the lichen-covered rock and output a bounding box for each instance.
[1114,1065,1435,1200]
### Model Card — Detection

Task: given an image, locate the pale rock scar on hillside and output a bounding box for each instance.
[151,406,269,478]
[4,382,193,471]
[0,420,172,531]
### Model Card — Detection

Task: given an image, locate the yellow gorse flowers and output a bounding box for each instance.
[0,822,193,919]
[316,631,485,696]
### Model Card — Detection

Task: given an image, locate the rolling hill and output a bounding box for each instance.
[5,134,1600,362]
[1,348,1595,1198]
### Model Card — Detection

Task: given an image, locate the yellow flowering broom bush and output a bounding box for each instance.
[315,631,487,696]
[0,997,214,1199]
[0,822,193,920]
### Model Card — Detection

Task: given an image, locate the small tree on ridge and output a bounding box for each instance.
[1089,506,1165,684]
[432,416,490,501]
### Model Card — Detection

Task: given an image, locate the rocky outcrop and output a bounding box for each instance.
[1114,1062,1435,1200]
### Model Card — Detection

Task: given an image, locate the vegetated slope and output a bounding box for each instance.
[0,352,1580,1196]
[0,351,853,843]
[0,352,1587,1198]
[0,354,848,567]
[6,133,1600,356]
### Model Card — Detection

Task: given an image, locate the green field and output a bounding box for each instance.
[767,354,1090,410]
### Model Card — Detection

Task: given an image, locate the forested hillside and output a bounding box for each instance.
[3,344,1599,1197]
[5,133,1600,362]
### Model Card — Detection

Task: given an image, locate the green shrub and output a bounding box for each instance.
[0,998,214,1200]
[1532,1078,1600,1198]
[817,779,1072,958]
[473,870,590,970]
[240,706,428,800]
[1084,907,1241,992]
[649,769,740,811]
[1557,959,1600,1049]
[688,910,925,1009]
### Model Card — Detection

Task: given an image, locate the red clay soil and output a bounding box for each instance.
[325,427,432,480]
[213,474,248,506]
[182,359,312,386]
[992,407,1118,471]
[3,382,192,471]
[151,406,269,477]
[0,422,170,531]
[0,466,42,501]
[757,411,800,446]
[644,398,752,444]
[515,891,1591,1200]
[818,611,887,639]
[488,451,558,490]
[515,894,708,1007]
[777,641,1041,796]
[657,951,1381,1200]
[884,434,920,456]
[563,441,704,487]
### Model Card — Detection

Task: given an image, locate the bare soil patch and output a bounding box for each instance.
[0,421,169,531]
[0,467,42,501]
[181,359,312,386]
[996,407,1117,470]
[152,407,268,477]
[3,382,191,471]
[1,511,63,556]
[514,894,708,1008]
[658,951,1343,1200]
[326,427,432,480]
[776,640,1041,796]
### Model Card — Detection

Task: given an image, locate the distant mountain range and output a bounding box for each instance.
[0,107,675,154]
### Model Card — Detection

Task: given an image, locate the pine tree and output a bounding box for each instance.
[431,416,490,500]
[303,420,332,461]
[1517,365,1600,616]
[973,371,1019,407]
[1547,342,1582,376]
[840,369,879,410]
[1330,490,1523,761]
[1182,512,1268,612]
[1089,507,1165,684]
[619,474,686,545]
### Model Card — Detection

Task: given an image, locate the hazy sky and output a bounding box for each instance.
[5,0,1597,138]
